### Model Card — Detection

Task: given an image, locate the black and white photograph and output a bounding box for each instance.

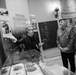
[0,0,76,75]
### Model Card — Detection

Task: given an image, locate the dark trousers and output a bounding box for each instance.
[61,52,75,73]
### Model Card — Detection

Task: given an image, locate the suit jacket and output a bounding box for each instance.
[57,27,76,53]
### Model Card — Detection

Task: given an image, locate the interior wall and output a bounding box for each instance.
[5,0,30,38]
[28,0,61,22]
[60,0,76,18]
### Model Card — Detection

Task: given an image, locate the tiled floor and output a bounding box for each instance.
[43,47,76,74]
[43,47,61,58]
[42,47,62,66]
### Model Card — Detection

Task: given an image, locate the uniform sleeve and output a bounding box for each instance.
[33,35,39,47]
[16,35,26,45]
[67,28,76,49]
[56,29,60,45]
[56,29,64,50]
[67,37,75,49]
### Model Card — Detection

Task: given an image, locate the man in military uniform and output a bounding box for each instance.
[57,19,76,73]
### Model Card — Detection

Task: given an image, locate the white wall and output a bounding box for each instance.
[60,0,76,18]
[5,0,30,31]
[28,0,61,22]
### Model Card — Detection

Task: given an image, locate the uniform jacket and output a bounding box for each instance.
[57,26,76,53]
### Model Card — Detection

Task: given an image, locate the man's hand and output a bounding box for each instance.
[39,43,44,47]
[11,38,17,42]
[10,36,17,43]
[58,44,69,52]
[63,47,69,51]
[36,43,44,49]
[61,47,69,52]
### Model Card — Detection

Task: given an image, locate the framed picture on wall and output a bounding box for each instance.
[66,18,73,26]
[32,22,38,31]
[69,18,72,24]
[66,19,72,26]
[1,21,11,34]
[74,17,76,25]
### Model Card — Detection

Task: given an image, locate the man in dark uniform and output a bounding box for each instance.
[13,26,43,52]
[57,19,76,73]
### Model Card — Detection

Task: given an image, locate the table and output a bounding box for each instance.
[1,49,75,75]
